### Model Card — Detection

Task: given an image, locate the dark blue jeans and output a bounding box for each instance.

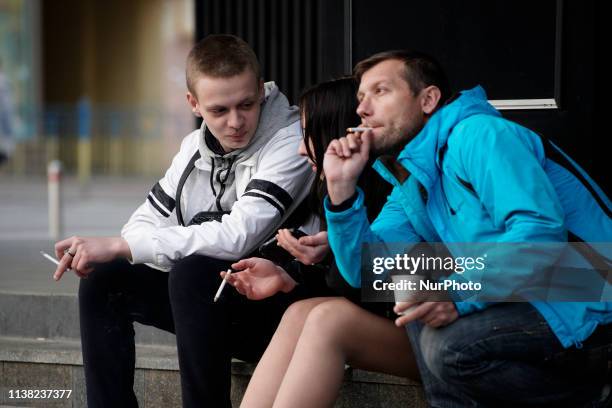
[406,303,612,407]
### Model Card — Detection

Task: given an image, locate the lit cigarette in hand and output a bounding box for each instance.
[214,269,232,302]
[41,251,61,266]
[40,250,72,272]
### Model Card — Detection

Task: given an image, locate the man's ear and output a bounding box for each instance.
[186,92,202,117]
[420,86,442,115]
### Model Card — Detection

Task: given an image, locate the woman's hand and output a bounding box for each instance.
[221,257,297,300]
[277,230,329,265]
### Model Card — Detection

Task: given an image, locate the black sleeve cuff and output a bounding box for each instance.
[283,260,304,285]
[328,191,358,212]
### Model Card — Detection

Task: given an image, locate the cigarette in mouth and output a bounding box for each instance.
[346,127,373,133]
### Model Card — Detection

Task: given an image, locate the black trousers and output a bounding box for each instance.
[79,255,296,408]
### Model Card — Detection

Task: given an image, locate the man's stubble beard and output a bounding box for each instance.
[371,121,425,157]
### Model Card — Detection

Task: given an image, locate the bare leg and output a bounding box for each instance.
[272,298,418,408]
[240,297,337,408]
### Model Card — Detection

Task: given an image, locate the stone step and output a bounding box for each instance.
[0,291,175,346]
[0,235,176,347]
[0,336,181,408]
[0,336,427,407]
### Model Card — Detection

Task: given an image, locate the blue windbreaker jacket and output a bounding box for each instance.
[325,86,612,348]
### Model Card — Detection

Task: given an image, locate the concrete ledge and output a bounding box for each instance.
[0,362,176,408]
[0,336,180,371]
[0,292,176,346]
[0,336,427,407]
[348,367,421,387]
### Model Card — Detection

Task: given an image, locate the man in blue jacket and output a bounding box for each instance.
[323,50,612,406]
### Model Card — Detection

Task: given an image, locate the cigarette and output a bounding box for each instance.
[40,251,71,270]
[346,127,372,133]
[41,251,60,266]
[213,269,232,302]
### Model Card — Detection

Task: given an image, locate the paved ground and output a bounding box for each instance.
[0,175,156,295]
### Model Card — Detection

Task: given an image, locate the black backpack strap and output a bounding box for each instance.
[277,196,311,230]
[175,151,201,226]
[537,134,611,219]
[568,233,612,285]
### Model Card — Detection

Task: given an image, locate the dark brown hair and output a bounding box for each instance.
[299,77,389,220]
[186,34,260,94]
[299,77,360,186]
[354,50,451,110]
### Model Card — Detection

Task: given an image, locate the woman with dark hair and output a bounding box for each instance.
[300,76,389,222]
[223,77,419,408]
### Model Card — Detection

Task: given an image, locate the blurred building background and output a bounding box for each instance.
[0,0,195,179]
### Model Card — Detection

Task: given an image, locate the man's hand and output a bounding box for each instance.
[277,230,329,265]
[53,236,132,281]
[223,257,296,300]
[323,129,373,204]
[393,301,459,328]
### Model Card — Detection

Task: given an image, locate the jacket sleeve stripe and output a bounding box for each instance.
[151,182,176,212]
[243,191,285,216]
[245,179,293,210]
[147,194,170,217]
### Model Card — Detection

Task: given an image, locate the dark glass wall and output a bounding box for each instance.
[196,0,607,189]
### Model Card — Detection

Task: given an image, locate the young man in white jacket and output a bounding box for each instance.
[52,34,315,407]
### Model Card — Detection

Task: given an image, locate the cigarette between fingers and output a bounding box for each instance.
[213,269,232,302]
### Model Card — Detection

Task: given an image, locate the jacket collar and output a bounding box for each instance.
[376,85,500,191]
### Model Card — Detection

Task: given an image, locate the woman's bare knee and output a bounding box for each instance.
[301,298,362,347]
[279,297,336,332]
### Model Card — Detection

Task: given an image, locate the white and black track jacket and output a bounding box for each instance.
[121,82,316,270]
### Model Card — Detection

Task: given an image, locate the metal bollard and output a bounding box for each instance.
[48,160,63,240]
